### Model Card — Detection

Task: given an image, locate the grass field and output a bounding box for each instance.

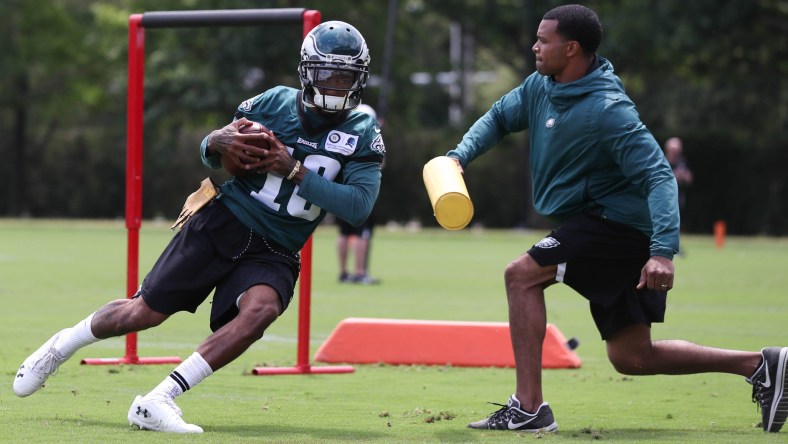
[1,219,787,443]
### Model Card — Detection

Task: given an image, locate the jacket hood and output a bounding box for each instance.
[542,57,624,110]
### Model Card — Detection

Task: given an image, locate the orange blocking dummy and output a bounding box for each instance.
[314,318,581,369]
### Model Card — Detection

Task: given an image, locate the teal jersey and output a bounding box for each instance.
[201,86,384,252]
[448,58,678,258]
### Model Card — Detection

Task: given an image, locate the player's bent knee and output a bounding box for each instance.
[609,355,655,375]
[94,298,168,337]
[504,255,554,288]
[237,287,282,339]
[128,297,169,329]
[608,353,638,375]
[606,325,655,375]
[504,256,530,281]
[607,345,652,375]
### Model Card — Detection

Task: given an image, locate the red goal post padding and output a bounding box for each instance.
[83,9,351,375]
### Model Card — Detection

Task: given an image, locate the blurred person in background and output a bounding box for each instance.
[663,137,693,231]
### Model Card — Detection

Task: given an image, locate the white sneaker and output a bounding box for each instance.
[13,329,69,397]
[128,395,203,433]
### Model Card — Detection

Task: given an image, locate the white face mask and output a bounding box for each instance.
[312,91,352,111]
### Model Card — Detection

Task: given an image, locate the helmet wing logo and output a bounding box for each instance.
[534,237,560,249]
[371,134,386,155]
[240,98,254,112]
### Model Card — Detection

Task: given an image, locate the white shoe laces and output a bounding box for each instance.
[162,396,184,418]
[30,348,65,376]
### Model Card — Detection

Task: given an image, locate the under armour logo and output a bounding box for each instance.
[135,407,150,418]
[16,373,23,378]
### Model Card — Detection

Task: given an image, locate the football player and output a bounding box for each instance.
[14,21,384,434]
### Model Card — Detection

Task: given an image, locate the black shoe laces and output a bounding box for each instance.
[486,402,514,425]
[750,373,772,412]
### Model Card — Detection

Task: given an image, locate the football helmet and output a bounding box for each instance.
[299,21,370,113]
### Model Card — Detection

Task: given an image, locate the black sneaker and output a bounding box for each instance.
[338,272,352,283]
[746,347,788,432]
[467,395,558,432]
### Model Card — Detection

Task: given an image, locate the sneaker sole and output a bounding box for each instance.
[766,348,788,433]
[467,422,558,432]
[513,422,558,433]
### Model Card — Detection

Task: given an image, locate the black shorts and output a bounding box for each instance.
[136,201,300,332]
[527,212,666,340]
[337,214,375,239]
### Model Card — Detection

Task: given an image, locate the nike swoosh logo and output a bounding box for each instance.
[508,417,536,430]
[763,366,771,388]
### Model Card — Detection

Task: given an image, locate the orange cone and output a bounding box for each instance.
[714,220,726,249]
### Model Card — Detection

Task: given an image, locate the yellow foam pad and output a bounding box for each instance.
[422,156,474,230]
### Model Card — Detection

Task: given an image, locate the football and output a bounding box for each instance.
[240,121,268,142]
[221,121,270,177]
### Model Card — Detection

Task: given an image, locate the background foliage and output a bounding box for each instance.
[1,0,786,235]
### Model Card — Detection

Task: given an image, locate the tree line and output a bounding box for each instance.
[1,0,785,235]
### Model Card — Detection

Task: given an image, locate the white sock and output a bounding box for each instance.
[149,352,214,399]
[54,312,100,358]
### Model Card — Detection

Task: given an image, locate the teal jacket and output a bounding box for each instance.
[447,57,678,259]
[201,86,384,252]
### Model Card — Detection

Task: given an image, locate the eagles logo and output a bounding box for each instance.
[371,134,386,155]
[534,237,560,249]
[239,98,254,112]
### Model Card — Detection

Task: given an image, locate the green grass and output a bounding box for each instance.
[1,219,787,443]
